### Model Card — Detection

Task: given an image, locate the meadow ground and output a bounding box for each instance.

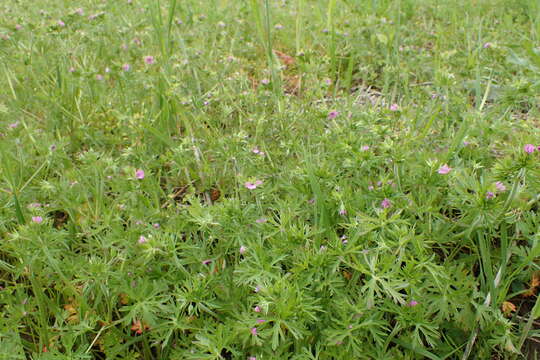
[0,0,539,359]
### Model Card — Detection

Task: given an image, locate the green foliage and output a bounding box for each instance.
[0,0,539,359]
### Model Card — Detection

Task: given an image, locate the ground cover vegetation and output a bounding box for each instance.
[0,0,539,358]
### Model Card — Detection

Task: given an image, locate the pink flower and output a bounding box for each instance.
[485,191,495,199]
[138,235,147,244]
[202,259,211,265]
[144,56,155,65]
[57,20,65,27]
[8,122,19,129]
[260,78,270,85]
[250,327,257,335]
[244,180,262,190]
[239,246,247,254]
[122,63,131,71]
[495,181,506,192]
[135,169,145,179]
[361,145,370,151]
[327,111,339,120]
[256,319,265,324]
[437,164,452,174]
[32,216,43,224]
[339,209,347,215]
[483,42,492,48]
[15,24,22,30]
[407,300,419,307]
[254,306,261,312]
[153,223,160,229]
[255,218,267,224]
[524,144,536,153]
[381,198,392,209]
[249,357,257,360]
[389,103,399,111]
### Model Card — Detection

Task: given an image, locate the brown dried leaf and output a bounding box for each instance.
[502,301,516,316]
[274,50,295,66]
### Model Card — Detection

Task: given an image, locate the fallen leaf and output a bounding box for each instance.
[274,50,295,66]
[131,319,150,335]
[501,301,516,316]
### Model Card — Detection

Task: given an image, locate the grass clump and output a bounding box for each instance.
[0,0,539,359]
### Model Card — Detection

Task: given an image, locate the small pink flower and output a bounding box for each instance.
[135,169,145,179]
[202,259,212,265]
[239,246,247,254]
[254,286,260,293]
[485,191,495,200]
[524,144,536,153]
[250,327,257,335]
[407,300,419,307]
[57,20,65,27]
[256,319,265,324]
[15,24,22,30]
[244,180,262,190]
[483,42,492,49]
[255,218,267,224]
[8,122,19,129]
[153,223,160,229]
[260,78,270,85]
[144,56,155,65]
[389,103,399,111]
[437,164,452,174]
[361,145,370,151]
[122,63,131,71]
[249,357,257,360]
[339,209,347,215]
[135,220,143,225]
[138,235,147,244]
[495,181,506,192]
[254,306,261,312]
[327,111,339,120]
[32,216,43,224]
[368,185,374,191]
[381,198,392,209]
[252,148,260,154]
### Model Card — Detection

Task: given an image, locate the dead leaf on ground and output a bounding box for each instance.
[274,50,295,66]
[502,301,517,316]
